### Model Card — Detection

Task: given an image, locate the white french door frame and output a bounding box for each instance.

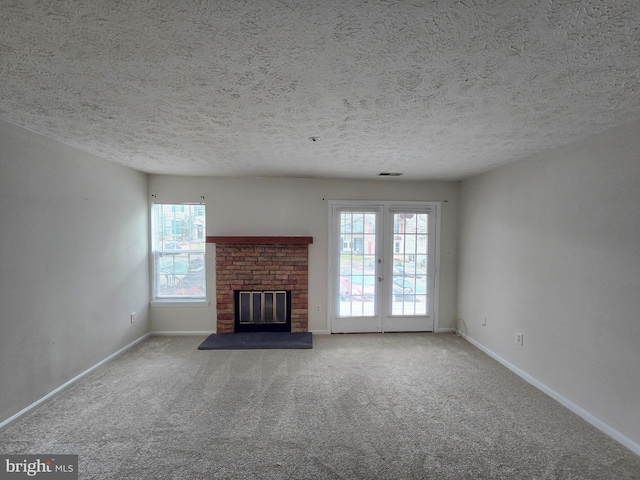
[328,200,441,334]
[329,204,383,333]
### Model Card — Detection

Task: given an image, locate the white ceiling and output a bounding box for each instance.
[1,1,639,181]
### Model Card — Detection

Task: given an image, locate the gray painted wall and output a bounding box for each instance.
[148,176,459,334]
[0,120,150,424]
[457,120,640,449]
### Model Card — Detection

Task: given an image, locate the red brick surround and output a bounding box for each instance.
[210,238,312,334]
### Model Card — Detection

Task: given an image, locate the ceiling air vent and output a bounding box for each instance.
[378,172,403,176]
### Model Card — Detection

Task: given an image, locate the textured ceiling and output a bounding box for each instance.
[1,0,639,180]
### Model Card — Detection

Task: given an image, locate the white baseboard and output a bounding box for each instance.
[317,330,448,335]
[463,334,640,457]
[437,327,454,333]
[150,331,213,336]
[0,333,150,432]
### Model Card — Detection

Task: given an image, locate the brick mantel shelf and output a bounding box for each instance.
[207,236,313,245]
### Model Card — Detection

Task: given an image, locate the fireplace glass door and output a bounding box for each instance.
[235,290,291,332]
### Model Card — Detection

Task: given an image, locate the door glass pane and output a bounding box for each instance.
[338,211,376,317]
[391,213,428,316]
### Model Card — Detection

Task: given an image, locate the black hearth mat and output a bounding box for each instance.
[198,332,313,350]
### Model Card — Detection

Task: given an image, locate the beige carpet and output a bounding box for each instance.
[1,333,638,479]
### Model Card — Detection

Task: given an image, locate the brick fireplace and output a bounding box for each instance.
[207,236,313,334]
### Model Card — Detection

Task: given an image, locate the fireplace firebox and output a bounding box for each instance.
[234,290,292,332]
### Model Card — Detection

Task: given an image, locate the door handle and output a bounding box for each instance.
[378,277,383,282]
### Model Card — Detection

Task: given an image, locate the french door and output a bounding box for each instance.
[329,201,438,333]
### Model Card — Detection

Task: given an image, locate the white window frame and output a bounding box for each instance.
[151,203,207,305]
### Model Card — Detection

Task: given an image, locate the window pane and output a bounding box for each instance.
[155,252,206,298]
[391,212,428,316]
[153,204,206,300]
[338,210,376,317]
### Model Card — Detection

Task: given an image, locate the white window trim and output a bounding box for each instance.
[150,300,210,307]
[151,202,207,303]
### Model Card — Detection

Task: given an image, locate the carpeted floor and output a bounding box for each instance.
[1,333,638,479]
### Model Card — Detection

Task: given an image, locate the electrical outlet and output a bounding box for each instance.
[481,316,487,326]
[130,312,136,324]
[315,305,321,312]
[516,332,523,346]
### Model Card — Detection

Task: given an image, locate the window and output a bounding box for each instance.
[390,212,428,316]
[152,203,206,300]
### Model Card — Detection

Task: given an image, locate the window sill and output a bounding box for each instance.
[150,300,210,307]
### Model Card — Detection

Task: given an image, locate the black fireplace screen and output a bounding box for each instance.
[234,290,292,332]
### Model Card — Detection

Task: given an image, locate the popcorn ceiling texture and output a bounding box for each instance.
[1,0,639,180]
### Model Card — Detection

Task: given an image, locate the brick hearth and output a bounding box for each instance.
[207,236,312,334]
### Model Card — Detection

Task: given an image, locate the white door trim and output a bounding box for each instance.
[328,200,441,334]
